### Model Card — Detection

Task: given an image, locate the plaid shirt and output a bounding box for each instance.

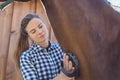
[20,42,63,80]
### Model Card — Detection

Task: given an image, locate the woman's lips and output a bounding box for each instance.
[39,34,45,38]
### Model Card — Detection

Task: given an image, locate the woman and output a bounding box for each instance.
[14,14,74,80]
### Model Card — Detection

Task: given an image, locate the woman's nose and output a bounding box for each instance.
[37,29,43,34]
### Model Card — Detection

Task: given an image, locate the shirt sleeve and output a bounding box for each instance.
[20,54,39,80]
[57,44,64,62]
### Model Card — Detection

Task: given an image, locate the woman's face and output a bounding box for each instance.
[25,18,49,45]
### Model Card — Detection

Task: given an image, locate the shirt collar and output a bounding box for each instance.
[30,41,54,51]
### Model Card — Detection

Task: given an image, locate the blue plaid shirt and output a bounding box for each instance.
[20,42,63,80]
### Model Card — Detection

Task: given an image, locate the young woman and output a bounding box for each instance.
[14,14,74,80]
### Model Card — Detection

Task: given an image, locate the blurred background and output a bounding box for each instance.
[0,0,57,80]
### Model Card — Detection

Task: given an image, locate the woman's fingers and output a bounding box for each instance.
[63,53,74,72]
[63,53,69,71]
[68,61,73,72]
[63,54,66,68]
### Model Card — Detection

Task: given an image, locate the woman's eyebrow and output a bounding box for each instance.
[29,29,35,33]
[37,23,42,27]
[29,23,42,33]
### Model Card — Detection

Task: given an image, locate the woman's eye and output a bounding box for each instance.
[31,30,36,34]
[38,25,43,29]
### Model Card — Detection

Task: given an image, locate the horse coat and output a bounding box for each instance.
[42,0,120,80]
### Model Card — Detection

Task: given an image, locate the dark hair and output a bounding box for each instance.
[21,14,40,36]
[14,13,41,79]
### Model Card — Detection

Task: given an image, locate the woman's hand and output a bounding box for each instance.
[54,53,75,80]
[63,53,74,73]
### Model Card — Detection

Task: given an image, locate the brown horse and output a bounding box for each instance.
[42,0,120,80]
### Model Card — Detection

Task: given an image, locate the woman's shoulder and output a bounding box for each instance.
[51,42,61,48]
[20,45,35,60]
[51,42,63,53]
[20,43,42,60]
[20,49,32,60]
